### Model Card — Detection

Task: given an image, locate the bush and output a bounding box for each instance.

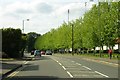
[2,28,24,58]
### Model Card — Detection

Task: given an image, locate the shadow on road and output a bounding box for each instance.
[21,64,39,71]
[32,56,52,61]
[6,76,59,80]
[5,76,119,80]
[2,63,20,70]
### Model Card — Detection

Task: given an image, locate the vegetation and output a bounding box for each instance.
[35,2,119,53]
[2,28,26,58]
[27,32,40,52]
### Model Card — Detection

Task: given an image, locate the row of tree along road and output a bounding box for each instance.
[1,28,40,58]
[35,2,120,56]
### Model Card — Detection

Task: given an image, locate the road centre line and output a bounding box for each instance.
[95,71,109,78]
[52,58,74,78]
[82,66,92,70]
[67,71,73,78]
[62,66,66,70]
[59,63,62,66]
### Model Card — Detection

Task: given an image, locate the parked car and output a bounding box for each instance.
[31,50,34,55]
[46,50,52,55]
[41,51,45,55]
[34,50,41,57]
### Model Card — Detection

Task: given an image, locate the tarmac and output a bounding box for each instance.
[0,53,119,80]
[0,53,34,80]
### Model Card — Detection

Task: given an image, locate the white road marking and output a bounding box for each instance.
[82,66,92,70]
[95,71,109,78]
[62,66,66,70]
[67,71,73,78]
[76,63,82,66]
[71,61,75,62]
[7,61,29,78]
[59,63,62,66]
[24,61,29,64]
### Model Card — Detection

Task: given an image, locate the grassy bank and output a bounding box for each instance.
[54,53,120,60]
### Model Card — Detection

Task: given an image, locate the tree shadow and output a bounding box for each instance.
[21,64,39,71]
[2,63,21,70]
[6,76,59,80]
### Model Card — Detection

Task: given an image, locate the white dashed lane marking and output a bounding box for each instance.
[76,63,82,66]
[52,57,110,78]
[62,66,66,70]
[58,63,62,66]
[67,71,73,78]
[82,66,92,70]
[95,71,109,78]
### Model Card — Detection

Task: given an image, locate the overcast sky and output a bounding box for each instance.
[0,0,98,34]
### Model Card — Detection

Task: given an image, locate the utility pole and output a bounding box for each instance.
[72,24,74,56]
[22,19,29,33]
[68,9,69,24]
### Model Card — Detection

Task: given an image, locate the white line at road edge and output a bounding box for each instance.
[7,61,29,78]
[95,71,109,78]
[67,71,73,78]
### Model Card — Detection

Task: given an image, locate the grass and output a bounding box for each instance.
[54,53,120,60]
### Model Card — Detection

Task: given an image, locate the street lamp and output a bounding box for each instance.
[71,24,74,55]
[22,19,29,33]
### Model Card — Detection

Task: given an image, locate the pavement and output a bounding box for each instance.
[0,53,119,79]
[0,53,34,80]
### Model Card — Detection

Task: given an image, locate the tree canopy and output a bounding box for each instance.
[35,2,119,51]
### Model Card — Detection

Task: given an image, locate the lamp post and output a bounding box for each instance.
[71,24,74,55]
[22,19,29,33]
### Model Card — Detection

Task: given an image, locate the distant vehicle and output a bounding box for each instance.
[46,50,52,55]
[41,51,45,55]
[34,50,41,57]
[31,50,34,55]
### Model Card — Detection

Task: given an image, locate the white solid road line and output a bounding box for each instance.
[95,71,109,78]
[82,66,92,70]
[67,71,73,78]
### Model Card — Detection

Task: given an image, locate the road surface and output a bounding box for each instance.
[4,54,118,80]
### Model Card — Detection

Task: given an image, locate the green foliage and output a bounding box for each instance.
[27,32,40,52]
[2,28,23,58]
[35,2,119,51]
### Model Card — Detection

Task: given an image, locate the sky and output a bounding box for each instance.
[0,0,112,35]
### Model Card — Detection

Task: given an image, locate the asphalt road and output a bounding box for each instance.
[4,54,118,80]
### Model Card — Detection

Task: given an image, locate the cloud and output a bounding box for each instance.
[36,2,53,14]
[0,0,96,34]
[15,8,33,14]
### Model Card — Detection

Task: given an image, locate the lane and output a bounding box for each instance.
[6,55,70,80]
[51,55,118,78]
[51,56,105,78]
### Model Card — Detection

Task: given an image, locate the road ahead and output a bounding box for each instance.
[5,54,118,80]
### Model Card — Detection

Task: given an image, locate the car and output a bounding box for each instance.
[34,50,41,57]
[41,51,45,55]
[31,50,34,55]
[46,50,52,55]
